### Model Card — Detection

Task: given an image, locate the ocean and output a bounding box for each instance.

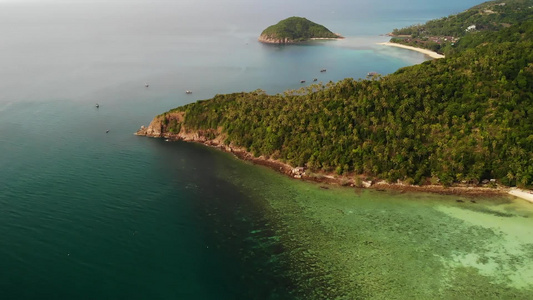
[1,0,532,299]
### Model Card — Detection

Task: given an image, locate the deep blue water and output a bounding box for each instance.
[0,0,485,298]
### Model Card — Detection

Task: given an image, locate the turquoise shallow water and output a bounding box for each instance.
[3,0,531,299]
[211,157,533,298]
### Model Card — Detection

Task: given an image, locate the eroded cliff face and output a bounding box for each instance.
[258,35,296,44]
[135,111,299,179]
[258,34,342,44]
[135,115,165,137]
[135,111,225,144]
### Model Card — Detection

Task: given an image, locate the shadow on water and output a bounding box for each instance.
[164,141,369,299]
[461,206,517,218]
[156,140,297,299]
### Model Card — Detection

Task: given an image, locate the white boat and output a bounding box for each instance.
[186,90,192,94]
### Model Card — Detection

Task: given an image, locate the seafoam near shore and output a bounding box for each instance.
[378,42,445,59]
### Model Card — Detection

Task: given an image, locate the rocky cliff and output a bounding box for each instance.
[257,35,297,44]
[135,111,301,178]
[135,111,224,144]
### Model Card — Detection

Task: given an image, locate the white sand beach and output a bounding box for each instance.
[378,42,445,59]
[509,188,533,204]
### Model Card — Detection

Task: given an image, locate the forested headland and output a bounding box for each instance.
[390,0,532,54]
[139,16,533,189]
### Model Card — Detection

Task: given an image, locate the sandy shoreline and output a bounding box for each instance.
[509,188,533,203]
[378,42,445,59]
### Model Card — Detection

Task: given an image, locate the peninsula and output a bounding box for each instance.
[258,17,342,44]
[137,2,533,196]
[387,0,533,55]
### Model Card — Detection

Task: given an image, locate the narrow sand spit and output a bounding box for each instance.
[378,42,445,59]
[509,188,533,203]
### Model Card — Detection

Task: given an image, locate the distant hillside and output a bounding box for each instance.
[258,17,341,44]
[390,0,533,54]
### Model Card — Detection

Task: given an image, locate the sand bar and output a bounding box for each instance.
[509,188,533,203]
[378,42,445,59]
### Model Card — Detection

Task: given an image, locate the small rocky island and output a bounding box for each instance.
[258,16,342,44]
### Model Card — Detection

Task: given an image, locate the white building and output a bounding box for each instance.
[466,25,476,32]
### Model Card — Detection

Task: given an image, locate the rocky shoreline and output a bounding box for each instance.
[135,118,509,198]
[258,35,296,44]
[258,35,343,44]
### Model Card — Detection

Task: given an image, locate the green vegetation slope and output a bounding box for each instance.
[150,19,533,188]
[259,17,340,44]
[390,0,533,54]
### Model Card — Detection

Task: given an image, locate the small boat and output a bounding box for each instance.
[106,130,109,133]
[313,78,318,82]
[300,80,306,83]
[186,90,192,94]
[95,103,99,108]
[320,69,326,72]
[145,83,149,87]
